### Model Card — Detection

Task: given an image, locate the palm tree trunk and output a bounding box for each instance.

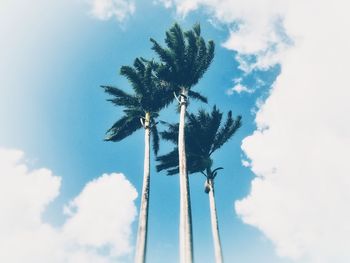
[178,87,193,263]
[135,112,151,263]
[207,178,223,263]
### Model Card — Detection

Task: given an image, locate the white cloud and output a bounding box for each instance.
[160,0,350,262]
[235,2,350,263]
[159,0,291,71]
[63,174,137,257]
[0,148,137,263]
[226,83,253,95]
[154,0,173,9]
[89,0,135,21]
[241,159,250,168]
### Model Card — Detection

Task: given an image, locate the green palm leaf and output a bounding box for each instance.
[120,65,145,95]
[188,90,208,103]
[159,122,179,144]
[150,23,215,92]
[157,106,242,176]
[211,113,242,155]
[105,115,142,142]
[103,57,174,152]
[156,149,179,173]
[151,121,160,155]
[101,85,139,107]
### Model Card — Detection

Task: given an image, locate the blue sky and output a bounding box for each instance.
[1,1,349,263]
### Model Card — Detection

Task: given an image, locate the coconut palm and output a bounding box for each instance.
[150,23,215,263]
[156,106,242,263]
[102,58,173,263]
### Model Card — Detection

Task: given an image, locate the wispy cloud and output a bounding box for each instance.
[0,148,137,262]
[226,83,254,95]
[154,0,173,9]
[89,0,135,21]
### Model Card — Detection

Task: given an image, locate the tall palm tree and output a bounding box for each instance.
[102,58,173,263]
[150,23,215,263]
[156,106,242,263]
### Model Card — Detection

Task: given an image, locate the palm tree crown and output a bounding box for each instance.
[156,106,242,175]
[150,23,215,102]
[102,58,173,154]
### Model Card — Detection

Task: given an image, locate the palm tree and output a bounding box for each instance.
[102,58,173,263]
[156,106,242,263]
[150,23,215,263]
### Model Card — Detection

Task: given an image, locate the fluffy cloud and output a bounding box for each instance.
[89,0,135,21]
[159,0,291,71]
[160,0,350,262]
[63,174,137,257]
[0,148,137,263]
[236,9,350,260]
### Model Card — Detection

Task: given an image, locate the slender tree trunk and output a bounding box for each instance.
[178,87,193,263]
[207,178,223,263]
[135,112,151,263]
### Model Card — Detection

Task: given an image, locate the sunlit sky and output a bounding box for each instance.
[1,1,349,263]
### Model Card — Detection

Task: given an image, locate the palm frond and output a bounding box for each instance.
[151,122,160,155]
[184,30,198,83]
[141,64,153,102]
[150,38,176,70]
[156,149,179,172]
[159,122,179,144]
[150,23,215,89]
[166,167,180,175]
[206,41,215,68]
[206,106,223,147]
[188,90,208,103]
[101,85,139,107]
[105,115,142,142]
[120,65,145,95]
[103,54,176,144]
[193,23,201,36]
[156,106,242,177]
[194,38,208,82]
[169,23,185,68]
[133,58,146,75]
[211,112,242,154]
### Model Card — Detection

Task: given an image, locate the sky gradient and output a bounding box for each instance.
[1,0,349,263]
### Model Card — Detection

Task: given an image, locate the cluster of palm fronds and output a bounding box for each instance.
[102,23,242,263]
